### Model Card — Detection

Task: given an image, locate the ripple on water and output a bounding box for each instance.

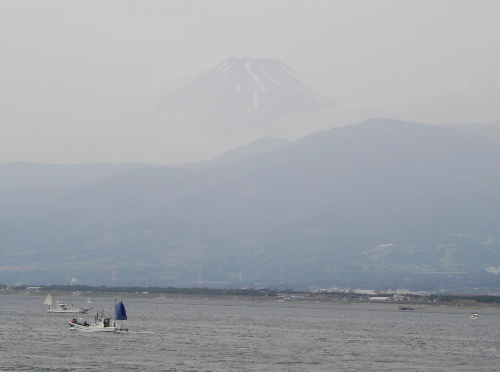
[2,296,500,371]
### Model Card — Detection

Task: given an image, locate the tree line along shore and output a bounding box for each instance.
[3,284,500,305]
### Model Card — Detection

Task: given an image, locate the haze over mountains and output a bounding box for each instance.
[2,58,500,292]
[2,118,500,292]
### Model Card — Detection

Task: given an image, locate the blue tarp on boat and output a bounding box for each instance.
[116,301,127,320]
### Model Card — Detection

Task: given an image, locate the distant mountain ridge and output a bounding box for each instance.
[0,162,163,190]
[165,57,337,125]
[2,119,500,291]
[444,119,500,145]
[205,137,292,166]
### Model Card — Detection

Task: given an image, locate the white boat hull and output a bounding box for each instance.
[48,307,91,314]
[47,300,91,313]
[70,317,128,332]
[70,322,118,332]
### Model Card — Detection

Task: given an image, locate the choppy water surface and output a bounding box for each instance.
[2,295,500,371]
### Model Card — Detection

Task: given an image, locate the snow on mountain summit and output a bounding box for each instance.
[165,57,336,124]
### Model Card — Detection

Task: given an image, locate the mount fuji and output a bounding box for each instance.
[165,57,337,126]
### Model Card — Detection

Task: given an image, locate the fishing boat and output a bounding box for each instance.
[44,293,91,314]
[69,301,128,332]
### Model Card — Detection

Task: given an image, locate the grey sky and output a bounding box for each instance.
[1,1,499,165]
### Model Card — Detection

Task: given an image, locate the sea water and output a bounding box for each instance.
[1,295,500,371]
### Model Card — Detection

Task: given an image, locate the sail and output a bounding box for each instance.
[44,293,53,306]
[116,301,127,320]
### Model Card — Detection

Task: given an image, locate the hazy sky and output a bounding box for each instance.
[1,1,499,165]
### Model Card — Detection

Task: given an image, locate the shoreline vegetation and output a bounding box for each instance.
[3,284,500,307]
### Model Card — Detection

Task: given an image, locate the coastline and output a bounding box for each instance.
[5,290,500,315]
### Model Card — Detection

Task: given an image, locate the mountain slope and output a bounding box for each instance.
[2,119,500,290]
[0,162,163,190]
[206,137,292,166]
[445,120,500,145]
[174,137,292,171]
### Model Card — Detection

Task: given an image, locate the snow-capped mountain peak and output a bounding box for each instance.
[166,57,336,124]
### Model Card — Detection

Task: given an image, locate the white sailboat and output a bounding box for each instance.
[44,293,53,306]
[44,293,92,314]
[70,301,128,332]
